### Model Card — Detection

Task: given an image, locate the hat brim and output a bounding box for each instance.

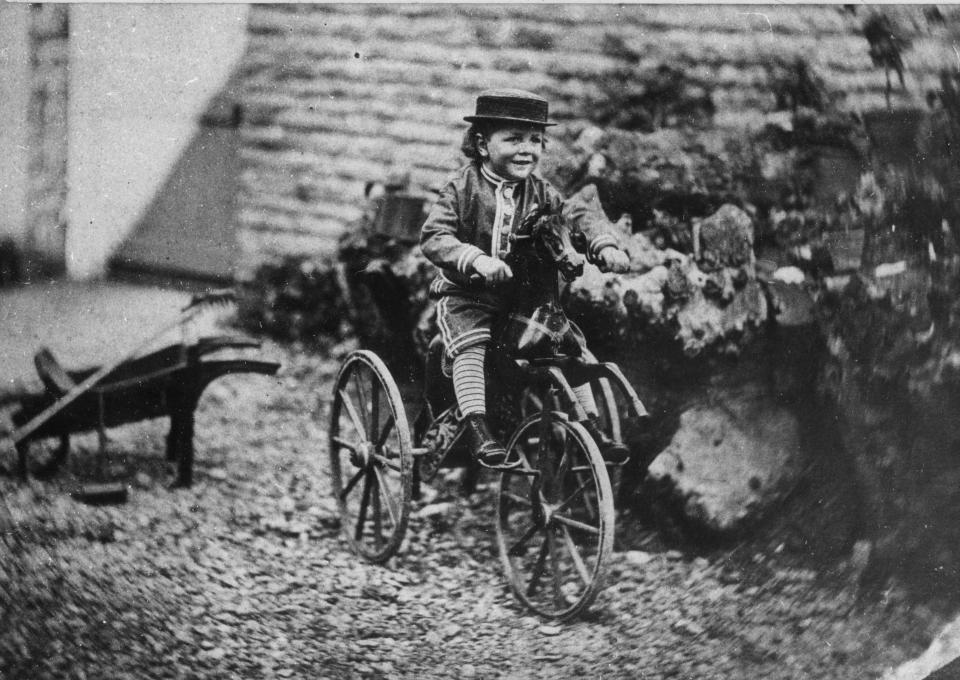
[463,115,556,127]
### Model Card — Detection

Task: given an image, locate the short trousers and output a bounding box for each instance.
[435,291,504,359]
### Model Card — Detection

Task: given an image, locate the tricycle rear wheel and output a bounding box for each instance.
[495,412,614,621]
[328,350,412,563]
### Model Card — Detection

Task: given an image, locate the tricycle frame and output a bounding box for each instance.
[326,347,646,621]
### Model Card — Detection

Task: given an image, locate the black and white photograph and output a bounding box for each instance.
[3,4,960,678]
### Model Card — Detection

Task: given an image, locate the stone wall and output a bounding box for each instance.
[234,4,954,273]
[25,5,69,275]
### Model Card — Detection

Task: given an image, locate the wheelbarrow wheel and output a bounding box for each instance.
[11,434,70,480]
[496,413,615,621]
[328,350,412,563]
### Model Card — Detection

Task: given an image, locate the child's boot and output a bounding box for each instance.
[464,414,517,469]
[583,418,631,465]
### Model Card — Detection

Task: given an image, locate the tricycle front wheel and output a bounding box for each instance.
[495,412,615,621]
[328,350,412,563]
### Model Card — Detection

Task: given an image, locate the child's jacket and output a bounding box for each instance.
[420,163,619,295]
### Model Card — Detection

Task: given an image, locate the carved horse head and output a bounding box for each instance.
[497,205,587,361]
[511,204,585,283]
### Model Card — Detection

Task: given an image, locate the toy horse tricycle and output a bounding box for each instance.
[327,206,647,621]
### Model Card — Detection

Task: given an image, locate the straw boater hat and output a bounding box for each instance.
[463,89,556,127]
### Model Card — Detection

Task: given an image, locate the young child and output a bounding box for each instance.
[420,89,630,468]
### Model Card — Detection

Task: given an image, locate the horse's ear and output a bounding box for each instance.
[521,204,540,232]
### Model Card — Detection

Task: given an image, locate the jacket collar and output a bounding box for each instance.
[479,163,520,188]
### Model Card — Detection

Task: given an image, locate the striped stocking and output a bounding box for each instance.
[452,345,487,416]
[572,382,599,419]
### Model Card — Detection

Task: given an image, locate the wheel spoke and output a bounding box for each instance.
[555,478,593,513]
[375,412,396,448]
[332,435,359,453]
[540,426,568,498]
[338,389,367,441]
[507,522,540,557]
[553,449,570,490]
[355,472,373,541]
[526,537,550,596]
[370,377,381,446]
[574,469,598,522]
[501,491,532,507]
[352,370,371,433]
[372,476,383,547]
[562,525,591,586]
[372,453,402,472]
[372,465,399,526]
[340,468,365,501]
[553,513,600,535]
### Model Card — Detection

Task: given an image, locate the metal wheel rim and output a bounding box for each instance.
[495,413,614,621]
[328,350,412,563]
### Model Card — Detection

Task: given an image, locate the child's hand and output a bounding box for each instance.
[473,255,514,284]
[597,247,630,273]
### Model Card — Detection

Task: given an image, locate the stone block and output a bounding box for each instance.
[647,384,805,534]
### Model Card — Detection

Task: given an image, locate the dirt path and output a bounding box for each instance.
[0,342,941,679]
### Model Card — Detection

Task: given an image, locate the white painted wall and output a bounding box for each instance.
[0,4,31,245]
[65,4,248,279]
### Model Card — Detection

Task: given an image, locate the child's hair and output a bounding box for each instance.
[460,122,493,161]
[460,121,548,162]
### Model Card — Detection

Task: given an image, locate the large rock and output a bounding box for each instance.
[564,203,817,535]
[566,203,767,357]
[673,280,767,357]
[647,381,806,534]
[540,125,740,230]
[628,279,818,535]
[696,203,754,270]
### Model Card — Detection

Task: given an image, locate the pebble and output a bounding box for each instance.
[673,619,706,637]
[625,550,655,566]
[417,502,453,519]
[203,647,227,661]
[442,623,462,639]
[208,468,229,482]
[0,344,917,680]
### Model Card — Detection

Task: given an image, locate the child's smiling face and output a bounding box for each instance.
[478,124,545,181]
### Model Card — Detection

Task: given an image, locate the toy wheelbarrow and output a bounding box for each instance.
[2,290,280,490]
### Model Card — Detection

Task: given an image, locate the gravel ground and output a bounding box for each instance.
[0,339,946,679]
